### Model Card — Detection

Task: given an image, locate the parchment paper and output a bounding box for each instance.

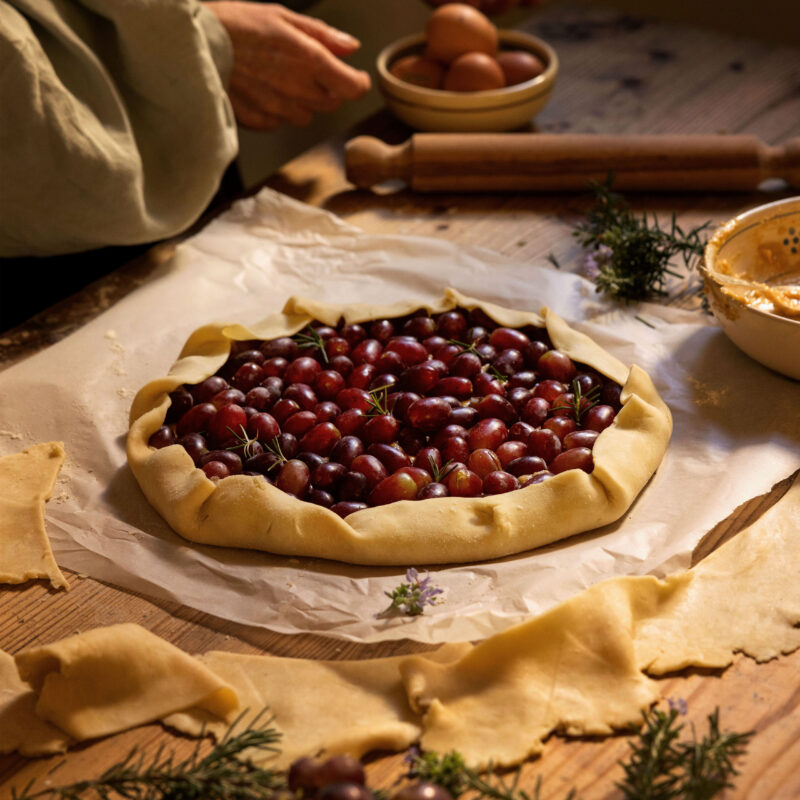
[1,189,798,643]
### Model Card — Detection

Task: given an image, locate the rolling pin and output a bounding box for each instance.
[344,133,800,192]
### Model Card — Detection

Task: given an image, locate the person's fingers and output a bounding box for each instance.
[279,9,362,57]
[304,48,371,101]
[226,14,370,103]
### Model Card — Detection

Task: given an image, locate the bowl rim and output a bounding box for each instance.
[701,194,800,329]
[377,29,558,105]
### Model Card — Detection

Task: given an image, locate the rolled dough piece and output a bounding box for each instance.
[0,441,67,589]
[0,649,70,756]
[164,643,472,769]
[402,474,800,768]
[15,623,239,741]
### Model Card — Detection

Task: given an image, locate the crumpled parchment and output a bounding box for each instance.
[0,189,797,643]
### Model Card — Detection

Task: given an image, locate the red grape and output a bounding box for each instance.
[363,414,400,445]
[202,460,230,480]
[489,327,529,351]
[261,336,297,360]
[483,470,520,494]
[350,454,388,489]
[543,415,578,440]
[436,310,468,339]
[550,447,594,474]
[148,426,175,449]
[445,466,482,497]
[231,362,264,392]
[468,418,508,451]
[367,443,411,473]
[285,356,321,385]
[527,428,562,463]
[496,440,527,466]
[407,397,452,432]
[468,448,502,477]
[283,410,318,437]
[330,435,364,467]
[583,404,616,432]
[330,500,368,517]
[537,350,577,383]
[276,459,310,497]
[300,422,341,456]
[563,429,600,450]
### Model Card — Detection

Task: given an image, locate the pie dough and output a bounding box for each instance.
[0,441,67,589]
[14,623,239,741]
[163,643,471,769]
[127,289,672,565]
[0,649,70,756]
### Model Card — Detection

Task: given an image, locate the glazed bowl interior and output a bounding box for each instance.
[701,196,800,380]
[376,29,558,132]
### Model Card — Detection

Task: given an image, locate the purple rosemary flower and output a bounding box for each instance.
[377,568,444,617]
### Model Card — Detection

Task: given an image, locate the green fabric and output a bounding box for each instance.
[0,0,238,257]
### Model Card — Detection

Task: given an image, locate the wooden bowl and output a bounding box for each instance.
[376,29,558,132]
[700,196,800,380]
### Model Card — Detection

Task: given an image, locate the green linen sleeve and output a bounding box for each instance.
[0,0,238,257]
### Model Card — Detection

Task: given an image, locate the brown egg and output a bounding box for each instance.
[496,50,546,86]
[425,3,498,64]
[443,52,506,92]
[390,54,446,89]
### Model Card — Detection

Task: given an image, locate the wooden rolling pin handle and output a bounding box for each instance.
[344,134,800,192]
[345,136,412,189]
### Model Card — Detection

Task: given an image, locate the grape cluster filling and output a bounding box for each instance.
[148,307,623,517]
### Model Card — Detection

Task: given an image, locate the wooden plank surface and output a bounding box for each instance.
[2,2,800,798]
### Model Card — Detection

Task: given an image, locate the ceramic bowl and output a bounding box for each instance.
[376,29,558,132]
[700,196,800,380]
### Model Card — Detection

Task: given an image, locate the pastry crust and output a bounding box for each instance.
[127,289,672,565]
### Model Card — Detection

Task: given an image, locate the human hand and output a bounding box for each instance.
[423,0,542,15]
[204,2,371,130]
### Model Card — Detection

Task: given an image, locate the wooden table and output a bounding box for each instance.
[2,3,800,797]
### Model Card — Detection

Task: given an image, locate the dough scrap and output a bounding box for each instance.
[127,289,672,565]
[0,441,68,589]
[0,649,70,756]
[164,643,472,769]
[636,474,800,672]
[14,623,239,741]
[402,474,800,768]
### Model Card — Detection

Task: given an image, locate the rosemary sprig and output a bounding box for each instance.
[572,178,710,303]
[378,568,444,618]
[619,707,753,800]
[447,338,480,356]
[260,435,288,472]
[428,457,456,485]
[226,424,261,460]
[292,328,329,363]
[549,380,600,423]
[407,748,567,800]
[485,364,509,384]
[411,706,751,800]
[367,384,394,417]
[12,711,284,800]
